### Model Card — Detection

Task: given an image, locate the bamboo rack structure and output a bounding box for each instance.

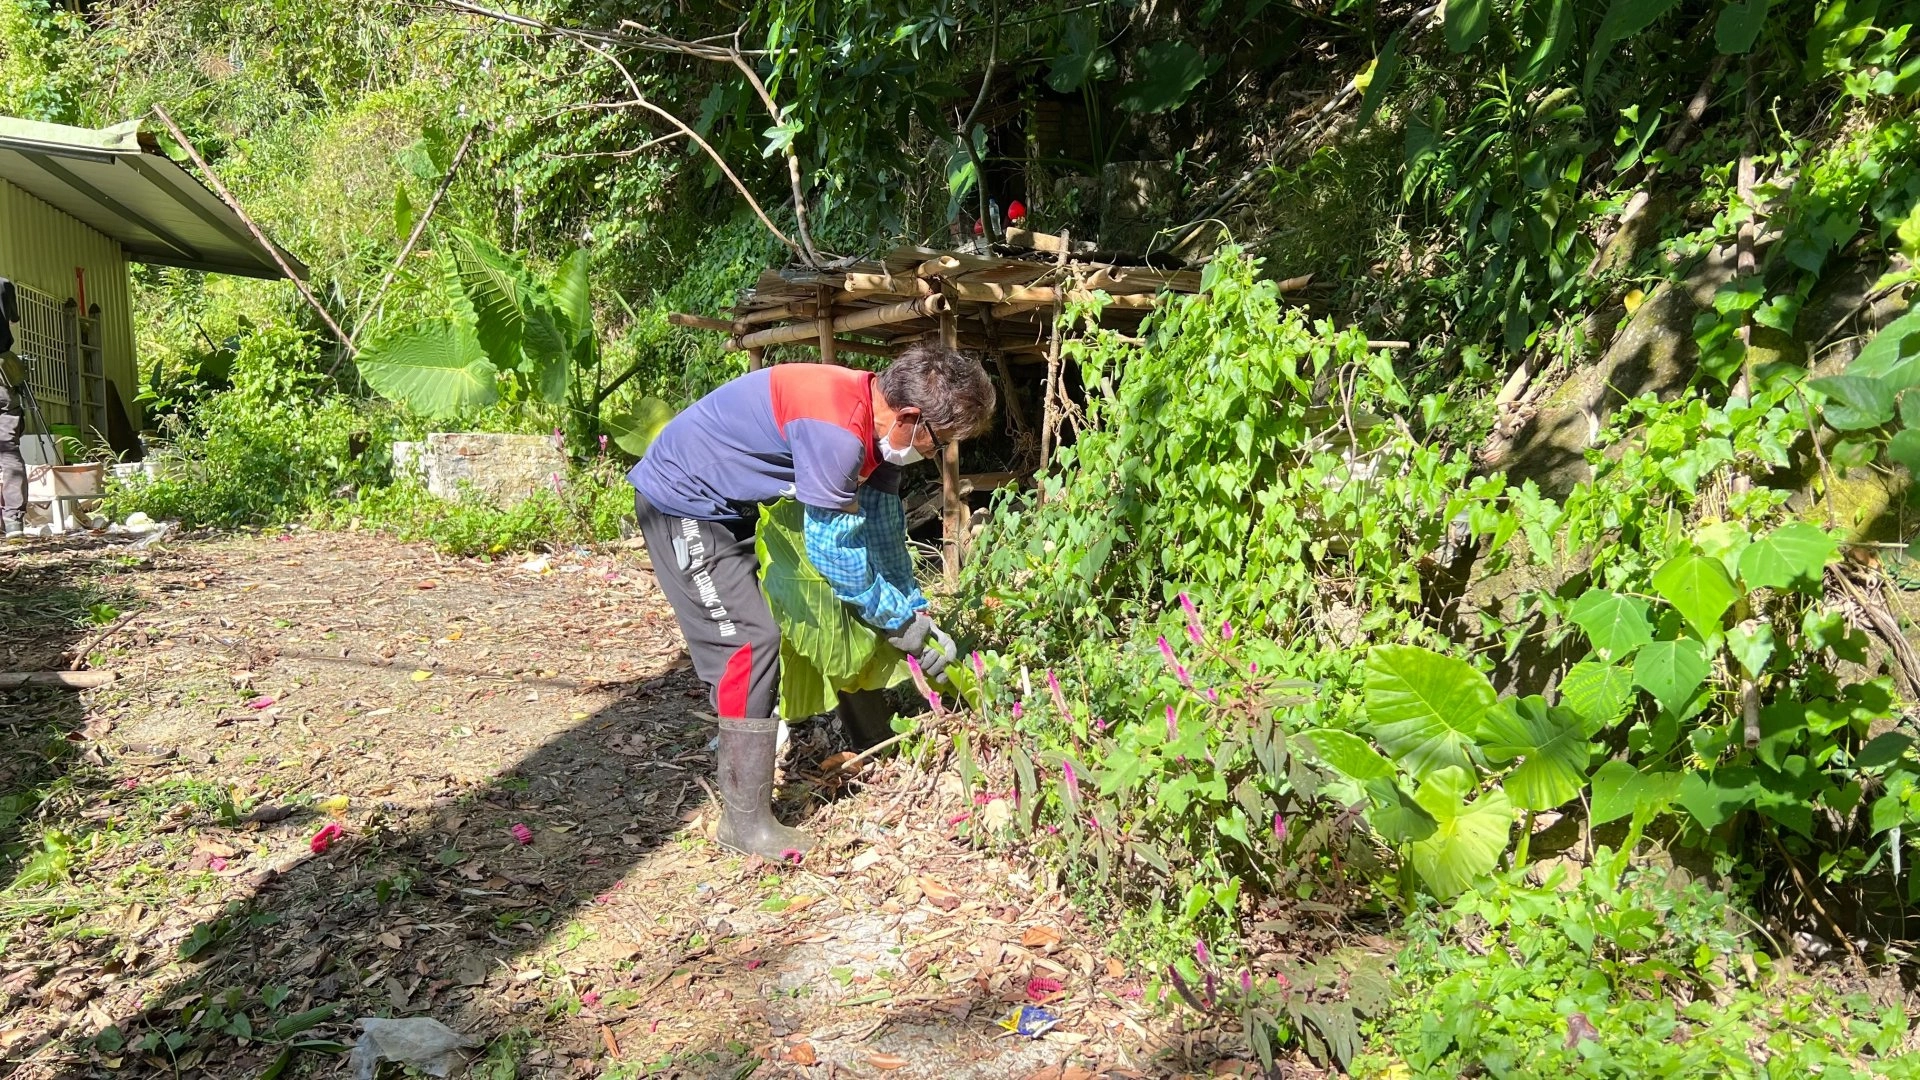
[667,229,1207,581]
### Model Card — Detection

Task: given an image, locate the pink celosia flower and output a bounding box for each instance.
[1166,705,1178,742]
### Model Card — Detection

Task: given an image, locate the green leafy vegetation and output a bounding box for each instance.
[10,0,1920,1068]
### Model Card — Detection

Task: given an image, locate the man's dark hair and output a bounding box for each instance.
[877,342,996,440]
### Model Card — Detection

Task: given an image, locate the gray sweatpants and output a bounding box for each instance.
[633,491,782,719]
[0,382,24,529]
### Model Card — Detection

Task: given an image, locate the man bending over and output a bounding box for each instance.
[626,343,995,860]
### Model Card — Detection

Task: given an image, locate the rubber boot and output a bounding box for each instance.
[714,716,815,861]
[835,690,896,751]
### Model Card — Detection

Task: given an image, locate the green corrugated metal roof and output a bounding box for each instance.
[0,115,307,280]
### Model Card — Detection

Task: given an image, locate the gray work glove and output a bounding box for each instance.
[885,611,957,680]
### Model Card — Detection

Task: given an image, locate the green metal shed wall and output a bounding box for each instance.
[0,176,140,430]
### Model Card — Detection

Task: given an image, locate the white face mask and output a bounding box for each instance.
[879,419,924,466]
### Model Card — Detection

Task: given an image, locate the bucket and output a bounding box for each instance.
[27,462,105,500]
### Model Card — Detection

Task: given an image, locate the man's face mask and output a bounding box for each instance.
[879,418,924,466]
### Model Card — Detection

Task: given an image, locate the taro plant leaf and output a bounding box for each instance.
[1714,0,1772,54]
[1726,621,1776,677]
[1479,696,1589,810]
[1589,760,1683,824]
[1047,13,1114,92]
[447,226,533,368]
[1738,522,1838,593]
[1652,554,1739,637]
[1567,588,1654,658]
[1304,729,1396,781]
[549,247,593,339]
[755,500,901,719]
[1117,42,1220,114]
[1585,0,1683,96]
[605,396,677,458]
[1364,645,1497,779]
[1363,776,1437,843]
[1807,374,1896,430]
[1408,766,1513,897]
[1677,766,1755,829]
[1558,660,1634,735]
[1444,0,1490,52]
[1631,638,1710,715]
[355,319,498,418]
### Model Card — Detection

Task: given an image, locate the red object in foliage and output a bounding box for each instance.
[1008,200,1026,222]
[309,823,343,854]
[973,218,985,235]
[509,823,534,845]
[1026,976,1063,1002]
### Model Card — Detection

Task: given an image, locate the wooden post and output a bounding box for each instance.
[746,347,765,372]
[939,311,965,585]
[816,286,838,365]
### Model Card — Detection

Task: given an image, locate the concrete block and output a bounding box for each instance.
[420,432,568,506]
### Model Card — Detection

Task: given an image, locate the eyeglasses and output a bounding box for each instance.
[921,424,949,457]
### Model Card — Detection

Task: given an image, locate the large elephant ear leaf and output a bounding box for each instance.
[1363,644,1497,779]
[1408,766,1513,897]
[446,226,533,368]
[1479,696,1589,810]
[355,318,498,418]
[755,500,896,719]
[550,248,593,339]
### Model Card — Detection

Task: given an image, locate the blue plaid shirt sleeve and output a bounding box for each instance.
[802,486,928,632]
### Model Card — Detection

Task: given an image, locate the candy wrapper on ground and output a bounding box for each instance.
[997,1005,1060,1038]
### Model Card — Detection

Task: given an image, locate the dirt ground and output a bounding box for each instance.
[0,529,1274,1080]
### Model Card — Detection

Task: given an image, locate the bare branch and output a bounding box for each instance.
[348,124,479,356]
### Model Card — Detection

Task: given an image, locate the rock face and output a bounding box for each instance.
[1490,245,1744,499]
[393,433,569,507]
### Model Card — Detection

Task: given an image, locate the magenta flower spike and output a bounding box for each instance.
[1195,939,1211,966]
[1273,812,1288,842]
[1047,669,1071,719]
[1205,688,1219,704]
[972,651,987,681]
[1179,592,1197,619]
[1062,761,1080,805]
[1187,621,1204,645]
[1221,619,1234,641]
[1240,970,1253,994]
[1012,701,1024,720]
[906,653,943,714]
[1249,661,1259,676]
[1165,705,1178,742]
[1156,636,1192,686]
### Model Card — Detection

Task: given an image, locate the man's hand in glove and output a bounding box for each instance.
[884,611,958,680]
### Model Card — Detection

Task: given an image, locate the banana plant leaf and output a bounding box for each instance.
[755,500,907,719]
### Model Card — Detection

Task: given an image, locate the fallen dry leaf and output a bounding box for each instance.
[868,1053,910,1070]
[919,876,961,912]
[788,1041,817,1065]
[1020,925,1063,949]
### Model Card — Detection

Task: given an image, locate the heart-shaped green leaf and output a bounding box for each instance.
[1631,638,1710,715]
[1558,660,1634,735]
[1738,523,1837,593]
[1589,760,1682,824]
[1808,374,1896,430]
[1652,554,1739,637]
[1567,588,1654,658]
[1726,621,1775,677]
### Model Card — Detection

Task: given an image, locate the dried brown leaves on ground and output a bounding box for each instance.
[0,530,1289,1079]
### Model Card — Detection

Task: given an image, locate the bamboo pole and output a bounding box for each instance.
[816,286,838,365]
[734,302,809,327]
[668,312,735,333]
[148,106,344,350]
[747,347,765,372]
[917,255,962,279]
[729,295,949,351]
[939,312,965,585]
[0,670,116,689]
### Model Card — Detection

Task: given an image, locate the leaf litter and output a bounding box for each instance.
[0,529,1325,1078]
